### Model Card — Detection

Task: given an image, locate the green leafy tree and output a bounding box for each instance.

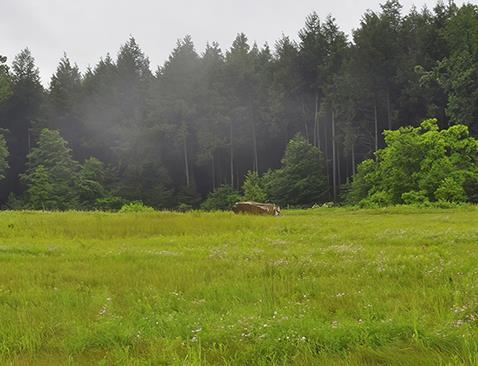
[21,129,80,210]
[347,119,478,205]
[264,134,328,206]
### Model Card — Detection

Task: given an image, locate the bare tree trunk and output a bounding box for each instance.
[324,111,330,200]
[302,101,309,142]
[230,120,234,188]
[374,102,378,153]
[313,93,320,148]
[332,109,337,201]
[345,149,350,185]
[351,141,356,176]
[211,153,216,191]
[27,128,31,154]
[337,139,341,190]
[251,113,258,173]
[183,137,190,187]
[386,88,392,130]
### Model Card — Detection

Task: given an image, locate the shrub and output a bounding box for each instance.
[401,190,430,205]
[119,201,155,213]
[95,196,127,211]
[201,185,241,211]
[242,171,267,202]
[177,203,193,212]
[359,191,392,208]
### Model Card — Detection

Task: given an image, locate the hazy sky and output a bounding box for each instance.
[0,0,469,85]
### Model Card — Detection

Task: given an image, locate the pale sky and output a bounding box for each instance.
[0,0,470,86]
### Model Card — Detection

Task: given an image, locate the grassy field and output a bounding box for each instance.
[1,207,478,365]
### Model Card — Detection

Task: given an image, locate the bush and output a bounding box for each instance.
[401,190,429,205]
[201,185,241,211]
[177,203,193,212]
[5,193,25,210]
[242,171,267,202]
[119,201,155,213]
[95,196,127,211]
[359,191,392,208]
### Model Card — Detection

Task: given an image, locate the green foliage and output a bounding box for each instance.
[201,185,241,211]
[264,135,328,207]
[434,177,467,203]
[175,184,201,209]
[435,4,478,124]
[348,119,478,206]
[0,55,11,104]
[345,159,377,205]
[21,129,80,210]
[19,130,114,211]
[1,3,478,211]
[94,196,127,211]
[0,133,9,181]
[359,191,393,208]
[242,170,267,202]
[177,203,193,212]
[78,157,106,207]
[119,201,155,213]
[401,190,429,205]
[23,165,54,210]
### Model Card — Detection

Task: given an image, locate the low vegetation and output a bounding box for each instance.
[1,207,478,364]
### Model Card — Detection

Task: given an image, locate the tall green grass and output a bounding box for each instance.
[1,208,478,364]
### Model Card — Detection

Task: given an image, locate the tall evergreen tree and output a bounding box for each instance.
[5,49,44,201]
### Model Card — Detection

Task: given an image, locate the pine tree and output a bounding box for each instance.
[5,49,44,202]
[49,54,83,156]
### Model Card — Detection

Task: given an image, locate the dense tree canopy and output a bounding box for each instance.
[0,1,477,209]
[347,119,478,206]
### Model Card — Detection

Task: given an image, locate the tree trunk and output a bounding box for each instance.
[211,153,216,191]
[313,93,320,148]
[183,137,190,187]
[323,111,330,200]
[251,110,258,173]
[374,102,378,153]
[332,109,337,201]
[302,101,309,142]
[351,141,356,176]
[230,120,234,188]
[386,88,392,130]
[337,139,341,191]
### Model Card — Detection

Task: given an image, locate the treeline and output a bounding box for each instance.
[0,1,477,210]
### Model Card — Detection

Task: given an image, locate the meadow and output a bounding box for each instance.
[1,207,478,365]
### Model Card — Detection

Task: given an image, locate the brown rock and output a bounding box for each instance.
[232,201,281,216]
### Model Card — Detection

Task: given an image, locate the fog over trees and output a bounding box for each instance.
[0,0,477,209]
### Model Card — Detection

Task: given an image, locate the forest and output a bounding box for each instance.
[0,0,477,210]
